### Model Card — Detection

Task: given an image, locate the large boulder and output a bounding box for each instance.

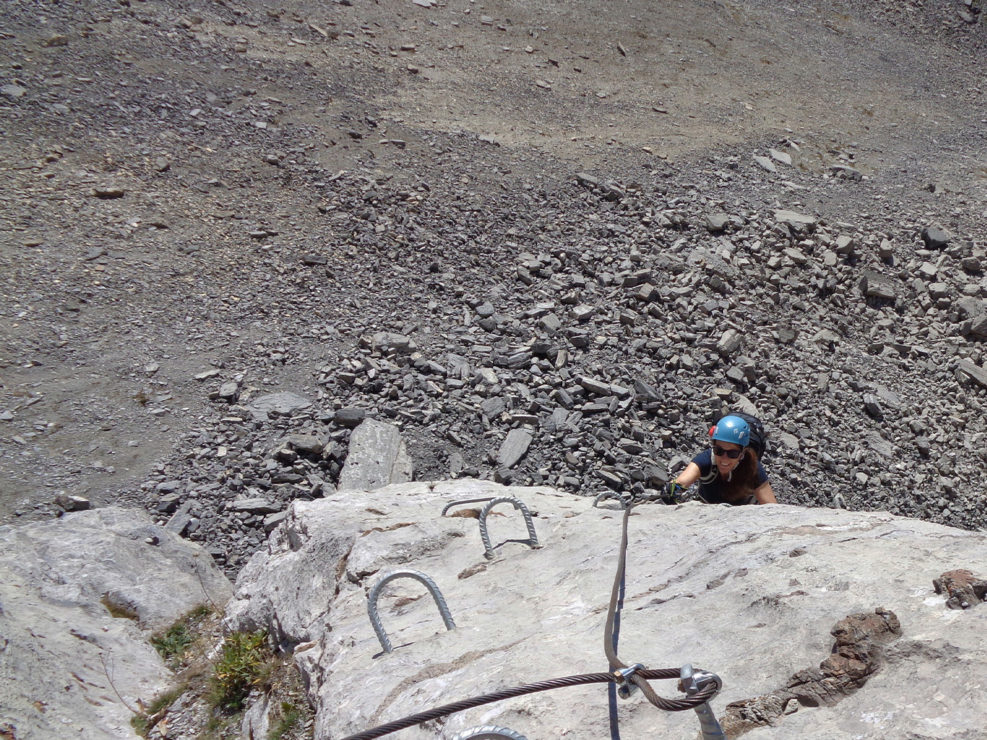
[227,481,987,739]
[337,418,414,491]
[0,507,233,740]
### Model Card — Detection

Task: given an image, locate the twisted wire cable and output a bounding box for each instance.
[339,669,715,740]
[602,503,713,711]
[341,498,718,740]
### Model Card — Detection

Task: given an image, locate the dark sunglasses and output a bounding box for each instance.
[712,445,743,459]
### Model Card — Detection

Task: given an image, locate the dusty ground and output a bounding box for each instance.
[1,0,986,522]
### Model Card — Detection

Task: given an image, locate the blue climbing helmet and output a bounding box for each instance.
[710,415,751,447]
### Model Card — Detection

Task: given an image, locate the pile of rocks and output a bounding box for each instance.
[131,158,987,573]
[1,0,985,575]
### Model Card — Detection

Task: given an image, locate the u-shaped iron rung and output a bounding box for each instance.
[442,497,495,516]
[593,490,632,509]
[478,496,540,560]
[451,726,528,740]
[367,569,456,654]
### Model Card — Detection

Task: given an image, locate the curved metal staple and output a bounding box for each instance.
[441,497,495,516]
[451,726,528,740]
[367,570,456,654]
[592,490,630,509]
[478,496,540,560]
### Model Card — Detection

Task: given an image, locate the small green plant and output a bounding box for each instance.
[204,712,237,738]
[208,630,274,711]
[268,701,303,740]
[130,687,183,736]
[150,605,212,664]
[151,622,194,660]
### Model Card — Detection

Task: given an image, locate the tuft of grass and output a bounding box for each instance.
[134,618,310,739]
[132,606,218,738]
[130,687,183,736]
[208,630,274,712]
[150,605,213,664]
[268,701,303,740]
[151,622,195,660]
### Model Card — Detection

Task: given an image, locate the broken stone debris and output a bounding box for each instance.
[247,391,312,421]
[120,124,987,580]
[933,568,987,609]
[496,427,533,468]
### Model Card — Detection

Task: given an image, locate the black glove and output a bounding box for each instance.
[662,481,684,505]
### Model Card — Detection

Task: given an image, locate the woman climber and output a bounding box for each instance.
[665,414,777,505]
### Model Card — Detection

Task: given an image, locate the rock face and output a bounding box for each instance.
[227,482,987,739]
[0,508,232,740]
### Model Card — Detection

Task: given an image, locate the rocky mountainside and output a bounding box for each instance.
[2,0,987,575]
[227,481,987,739]
[4,482,985,739]
[0,507,232,740]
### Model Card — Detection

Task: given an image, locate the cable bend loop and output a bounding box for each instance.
[367,569,456,654]
[478,496,540,560]
[451,726,528,740]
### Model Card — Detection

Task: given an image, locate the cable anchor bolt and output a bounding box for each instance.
[678,664,723,697]
[613,663,645,699]
[679,664,726,740]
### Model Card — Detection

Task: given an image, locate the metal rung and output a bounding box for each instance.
[478,496,540,560]
[367,569,455,654]
[451,726,528,740]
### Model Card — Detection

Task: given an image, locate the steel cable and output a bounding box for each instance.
[607,562,625,740]
[603,502,715,712]
[340,498,717,739]
[339,669,714,740]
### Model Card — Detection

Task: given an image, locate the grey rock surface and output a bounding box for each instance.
[706,212,732,233]
[956,359,987,388]
[773,209,817,230]
[0,82,27,99]
[753,154,776,172]
[860,270,897,300]
[337,418,414,491]
[0,507,232,740]
[228,481,987,739]
[769,147,792,166]
[921,224,951,249]
[247,391,312,421]
[496,428,534,468]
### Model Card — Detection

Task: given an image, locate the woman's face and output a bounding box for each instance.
[712,441,744,476]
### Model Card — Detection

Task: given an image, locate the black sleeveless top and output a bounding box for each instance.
[691,449,768,505]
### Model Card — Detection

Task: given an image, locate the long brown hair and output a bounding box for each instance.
[719,449,761,503]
